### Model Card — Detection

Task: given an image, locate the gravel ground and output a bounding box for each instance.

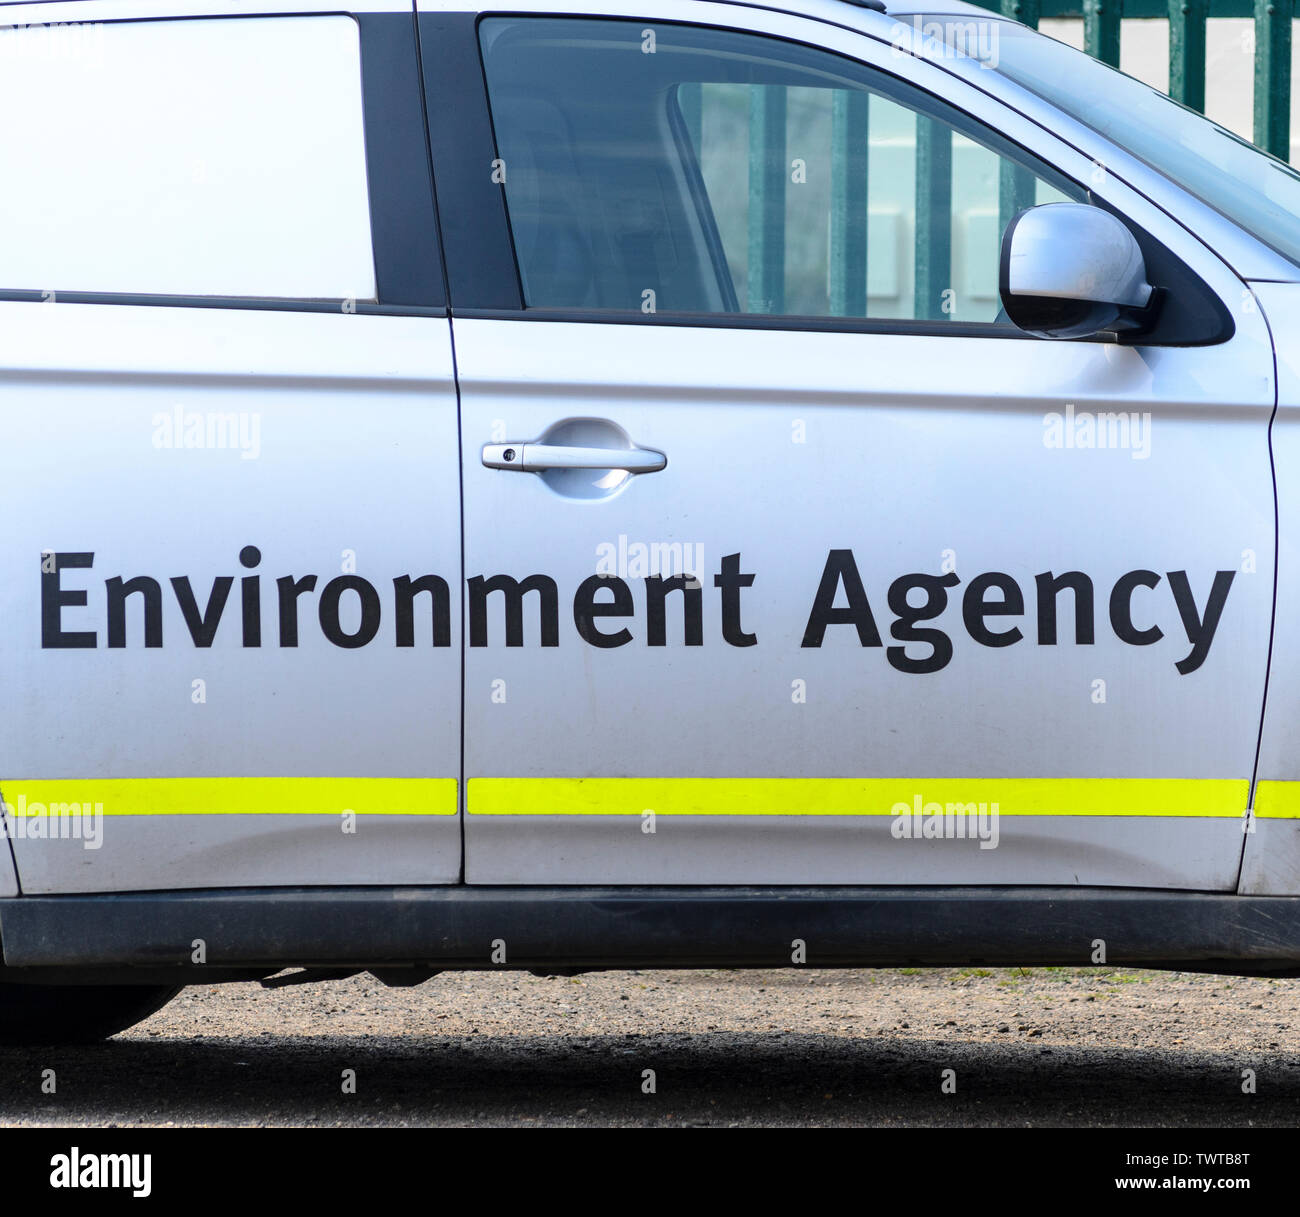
[1,966,1298,1126]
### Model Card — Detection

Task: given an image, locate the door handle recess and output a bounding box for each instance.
[482,443,666,473]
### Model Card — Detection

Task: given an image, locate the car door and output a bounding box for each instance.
[1242,281,1300,895]
[421,0,1273,887]
[0,6,462,893]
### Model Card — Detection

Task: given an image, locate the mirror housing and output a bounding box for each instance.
[999,203,1158,339]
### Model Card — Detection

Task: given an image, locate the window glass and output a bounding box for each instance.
[0,16,376,300]
[920,17,1300,271]
[479,18,1078,322]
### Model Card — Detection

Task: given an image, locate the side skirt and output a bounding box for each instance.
[4,887,1300,977]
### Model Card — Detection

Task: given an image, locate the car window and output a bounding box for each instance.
[916,15,1300,273]
[478,17,1079,323]
[0,16,376,300]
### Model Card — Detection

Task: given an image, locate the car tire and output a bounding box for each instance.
[0,983,182,1044]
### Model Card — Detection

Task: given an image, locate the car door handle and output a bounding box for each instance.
[482,443,666,473]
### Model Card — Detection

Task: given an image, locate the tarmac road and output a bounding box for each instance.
[1,966,1298,1127]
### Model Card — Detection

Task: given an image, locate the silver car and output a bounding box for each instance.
[1,0,1299,1041]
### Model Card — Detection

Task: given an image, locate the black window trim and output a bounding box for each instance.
[433,10,1232,347]
[418,9,524,311]
[450,305,1042,339]
[666,82,743,314]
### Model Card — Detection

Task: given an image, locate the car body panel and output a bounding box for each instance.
[1242,282,1300,895]
[0,303,463,893]
[454,315,1272,886]
[447,2,1274,887]
[0,809,18,898]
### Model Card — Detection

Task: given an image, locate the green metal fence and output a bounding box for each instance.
[972,0,1293,159]
[724,0,1294,319]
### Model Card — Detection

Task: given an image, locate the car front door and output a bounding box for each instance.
[422,0,1272,888]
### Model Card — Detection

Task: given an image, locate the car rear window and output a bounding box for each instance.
[0,15,377,300]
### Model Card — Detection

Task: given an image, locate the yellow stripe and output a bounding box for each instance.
[467,777,1247,817]
[2,777,457,817]
[0,777,1255,819]
[1252,781,1300,818]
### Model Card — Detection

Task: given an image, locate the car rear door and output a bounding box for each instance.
[421,0,1272,888]
[0,4,462,893]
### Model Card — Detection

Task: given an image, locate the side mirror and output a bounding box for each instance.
[999,203,1158,339]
